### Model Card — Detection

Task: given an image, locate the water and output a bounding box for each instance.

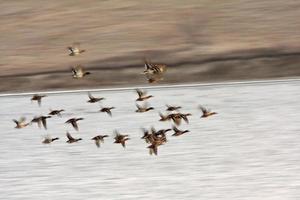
[0,80,300,199]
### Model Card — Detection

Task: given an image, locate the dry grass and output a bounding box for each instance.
[1,0,300,92]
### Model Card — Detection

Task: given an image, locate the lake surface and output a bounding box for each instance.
[1,80,300,200]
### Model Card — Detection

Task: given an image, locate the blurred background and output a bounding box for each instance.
[1,0,300,92]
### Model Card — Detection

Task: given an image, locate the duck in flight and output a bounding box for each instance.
[199,105,217,118]
[166,104,182,112]
[42,136,59,144]
[67,42,86,56]
[91,135,109,148]
[135,103,154,113]
[113,130,130,148]
[48,109,65,117]
[31,116,51,129]
[66,132,82,143]
[143,59,167,75]
[100,107,115,117]
[135,89,153,101]
[87,92,105,103]
[65,117,84,131]
[31,94,46,107]
[71,65,91,79]
[13,117,29,129]
[172,126,189,136]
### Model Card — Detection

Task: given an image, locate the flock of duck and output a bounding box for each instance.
[12,43,217,155]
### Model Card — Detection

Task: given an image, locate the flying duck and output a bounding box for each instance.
[91,135,109,148]
[166,104,182,112]
[172,126,189,136]
[100,107,115,117]
[135,89,153,101]
[65,117,84,131]
[48,109,65,117]
[42,136,59,144]
[71,65,91,78]
[113,130,130,148]
[199,105,217,118]
[67,43,86,56]
[31,116,51,129]
[66,132,82,143]
[31,94,46,107]
[135,103,154,113]
[13,117,29,129]
[87,92,105,103]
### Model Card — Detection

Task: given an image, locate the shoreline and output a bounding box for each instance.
[1,77,300,97]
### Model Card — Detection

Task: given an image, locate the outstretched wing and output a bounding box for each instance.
[71,121,78,131]
[66,132,74,140]
[199,105,207,114]
[42,118,47,129]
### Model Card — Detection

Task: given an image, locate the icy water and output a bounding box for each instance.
[1,80,300,200]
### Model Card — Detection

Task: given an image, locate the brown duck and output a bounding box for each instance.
[159,112,171,122]
[147,137,166,156]
[172,126,189,136]
[199,105,217,118]
[31,94,46,107]
[136,89,153,101]
[13,117,29,129]
[71,65,91,78]
[100,107,115,117]
[31,116,51,129]
[87,92,105,103]
[66,132,82,143]
[113,131,130,148]
[67,42,86,56]
[65,117,84,131]
[169,113,192,125]
[91,135,109,148]
[135,103,154,113]
[143,60,167,75]
[42,136,59,144]
[166,105,182,112]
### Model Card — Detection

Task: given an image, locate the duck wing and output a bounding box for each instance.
[66,132,75,140]
[71,121,78,131]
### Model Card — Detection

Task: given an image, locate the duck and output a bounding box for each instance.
[91,135,109,148]
[31,94,46,107]
[67,43,86,56]
[143,60,167,75]
[13,117,29,129]
[199,105,217,118]
[71,65,91,78]
[42,136,59,144]
[158,112,171,121]
[113,130,130,148]
[135,103,154,113]
[148,127,168,142]
[154,128,171,136]
[141,128,154,144]
[66,132,82,143]
[87,92,105,103]
[169,113,192,125]
[100,107,115,117]
[172,126,189,136]
[48,109,65,117]
[166,104,182,111]
[65,117,84,131]
[147,137,166,156]
[179,113,192,124]
[135,89,153,101]
[31,116,51,129]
